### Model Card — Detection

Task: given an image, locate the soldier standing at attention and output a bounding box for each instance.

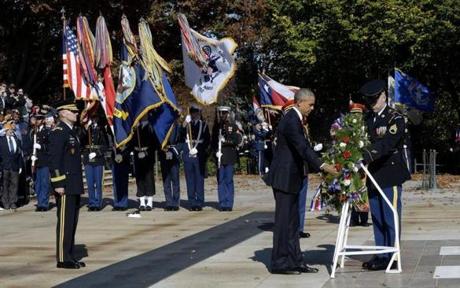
[359,80,411,271]
[159,119,182,211]
[49,99,85,269]
[181,104,210,211]
[81,114,108,211]
[133,119,156,211]
[212,106,241,211]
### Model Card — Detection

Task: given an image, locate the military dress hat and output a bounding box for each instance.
[56,98,79,112]
[359,79,386,107]
[217,106,231,112]
[189,103,202,113]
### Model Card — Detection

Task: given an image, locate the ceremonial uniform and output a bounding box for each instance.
[253,123,271,175]
[360,80,411,269]
[182,111,210,211]
[112,144,131,211]
[133,121,156,211]
[212,107,241,211]
[49,102,85,269]
[159,122,182,210]
[34,123,52,210]
[81,121,108,211]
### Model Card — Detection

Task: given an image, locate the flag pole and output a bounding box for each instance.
[61,7,67,100]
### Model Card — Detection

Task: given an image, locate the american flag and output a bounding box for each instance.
[63,25,98,100]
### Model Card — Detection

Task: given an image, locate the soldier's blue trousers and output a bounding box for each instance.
[112,161,129,208]
[183,156,205,207]
[85,165,104,208]
[35,166,50,208]
[369,185,402,260]
[298,177,308,232]
[161,158,180,207]
[217,164,234,209]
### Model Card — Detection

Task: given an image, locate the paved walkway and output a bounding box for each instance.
[1,174,459,287]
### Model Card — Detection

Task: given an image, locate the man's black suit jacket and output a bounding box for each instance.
[265,108,323,194]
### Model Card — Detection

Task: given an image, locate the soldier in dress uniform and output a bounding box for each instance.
[181,104,210,211]
[81,114,108,211]
[159,120,182,211]
[49,99,85,269]
[32,107,53,211]
[359,80,411,271]
[212,106,241,211]
[253,120,271,175]
[133,119,156,211]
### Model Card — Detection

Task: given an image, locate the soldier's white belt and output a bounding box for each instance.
[134,147,149,151]
[186,139,203,144]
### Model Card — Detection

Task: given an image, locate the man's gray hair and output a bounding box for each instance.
[294,88,315,103]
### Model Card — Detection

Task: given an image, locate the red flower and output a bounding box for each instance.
[343,150,352,159]
[335,163,342,171]
[341,136,350,143]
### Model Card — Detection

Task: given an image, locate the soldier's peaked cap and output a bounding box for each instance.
[217,106,231,112]
[56,98,79,112]
[359,79,386,98]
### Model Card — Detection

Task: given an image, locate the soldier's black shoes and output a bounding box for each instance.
[368,259,398,271]
[270,268,301,275]
[165,206,179,211]
[173,206,179,211]
[35,207,48,212]
[88,207,100,212]
[190,206,203,211]
[220,207,233,212]
[362,256,379,269]
[57,261,80,269]
[75,261,86,268]
[139,205,146,211]
[299,232,311,238]
[296,264,319,273]
[112,207,128,211]
[145,206,152,211]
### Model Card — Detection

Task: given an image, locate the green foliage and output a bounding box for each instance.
[0,0,459,157]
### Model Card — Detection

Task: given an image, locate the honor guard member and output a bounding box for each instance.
[181,104,210,211]
[81,114,108,211]
[49,99,86,269]
[159,119,182,211]
[111,140,132,211]
[32,108,53,211]
[133,119,156,211]
[359,80,411,271]
[212,106,241,211]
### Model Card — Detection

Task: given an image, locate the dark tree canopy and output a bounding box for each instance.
[1,0,459,159]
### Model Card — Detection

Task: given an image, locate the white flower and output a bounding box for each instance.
[359,141,364,148]
[353,166,359,173]
[314,143,323,151]
[339,142,347,148]
[343,179,351,186]
[352,119,357,123]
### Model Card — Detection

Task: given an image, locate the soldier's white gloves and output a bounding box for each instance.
[33,143,41,150]
[89,152,97,160]
[19,168,22,174]
[189,148,198,156]
[185,115,192,124]
[31,155,38,162]
[218,135,225,142]
[216,151,223,159]
[313,143,323,152]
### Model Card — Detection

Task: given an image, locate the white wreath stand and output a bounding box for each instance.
[330,163,401,278]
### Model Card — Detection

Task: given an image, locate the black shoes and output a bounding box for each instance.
[271,268,301,275]
[165,206,180,211]
[190,206,203,211]
[88,207,101,212]
[35,207,48,212]
[299,231,311,238]
[57,261,81,269]
[271,265,319,274]
[220,207,233,212]
[145,206,152,211]
[112,207,128,211]
[296,264,319,273]
[139,205,146,211]
[363,257,396,271]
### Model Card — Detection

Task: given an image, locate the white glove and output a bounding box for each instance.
[189,148,198,155]
[314,143,323,152]
[219,135,225,142]
[89,152,97,160]
[19,168,22,174]
[185,115,192,124]
[216,151,223,158]
[31,155,38,162]
[33,143,41,150]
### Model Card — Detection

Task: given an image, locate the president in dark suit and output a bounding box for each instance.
[265,88,338,274]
